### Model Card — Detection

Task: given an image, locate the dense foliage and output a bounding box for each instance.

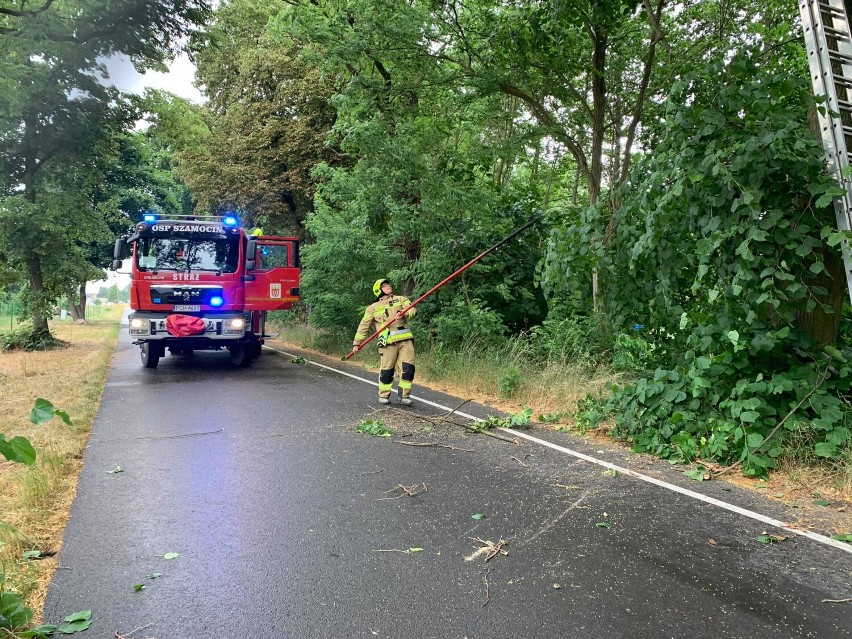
[0,0,209,338]
[550,53,851,474]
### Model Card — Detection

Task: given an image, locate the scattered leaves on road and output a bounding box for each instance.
[106,465,123,474]
[163,552,180,560]
[56,610,92,634]
[357,419,392,437]
[471,513,486,520]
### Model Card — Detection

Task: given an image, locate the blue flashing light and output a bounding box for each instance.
[210,296,224,307]
[143,213,158,223]
[222,215,239,227]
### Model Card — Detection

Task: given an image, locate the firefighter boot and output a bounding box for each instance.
[378,368,394,404]
[399,362,415,406]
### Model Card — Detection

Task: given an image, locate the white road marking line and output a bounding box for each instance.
[264,345,852,555]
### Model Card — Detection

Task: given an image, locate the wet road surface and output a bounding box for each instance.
[44,330,852,638]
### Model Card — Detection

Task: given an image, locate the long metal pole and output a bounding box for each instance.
[342,215,542,360]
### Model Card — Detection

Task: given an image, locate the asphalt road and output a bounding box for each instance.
[44,329,852,639]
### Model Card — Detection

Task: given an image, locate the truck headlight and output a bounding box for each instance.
[129,318,150,335]
[223,318,245,335]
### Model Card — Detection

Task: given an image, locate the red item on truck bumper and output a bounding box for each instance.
[166,314,207,337]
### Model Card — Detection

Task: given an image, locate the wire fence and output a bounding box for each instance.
[0,299,22,331]
[0,299,115,331]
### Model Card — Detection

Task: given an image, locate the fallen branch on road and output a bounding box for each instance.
[465,537,508,563]
[394,441,472,452]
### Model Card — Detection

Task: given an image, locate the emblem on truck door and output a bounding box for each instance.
[270,283,281,299]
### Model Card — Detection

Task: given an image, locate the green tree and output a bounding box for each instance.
[0,0,209,342]
[559,53,851,473]
[179,0,339,233]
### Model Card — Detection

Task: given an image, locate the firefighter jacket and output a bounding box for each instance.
[353,295,416,348]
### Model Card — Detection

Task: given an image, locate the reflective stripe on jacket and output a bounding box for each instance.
[353,295,416,346]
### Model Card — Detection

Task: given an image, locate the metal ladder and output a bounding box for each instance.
[800,0,852,304]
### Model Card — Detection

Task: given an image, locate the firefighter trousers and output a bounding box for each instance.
[378,340,415,399]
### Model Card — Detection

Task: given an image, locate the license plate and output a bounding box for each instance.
[173,305,200,312]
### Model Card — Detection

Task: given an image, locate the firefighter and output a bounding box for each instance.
[352,278,417,405]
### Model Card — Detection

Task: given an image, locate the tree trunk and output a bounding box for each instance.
[23,142,52,341]
[76,284,86,319]
[67,289,81,321]
[797,104,847,345]
[27,254,51,339]
[796,245,846,345]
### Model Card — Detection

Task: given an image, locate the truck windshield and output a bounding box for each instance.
[136,236,239,273]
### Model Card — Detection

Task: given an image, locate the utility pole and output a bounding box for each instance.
[800,0,852,304]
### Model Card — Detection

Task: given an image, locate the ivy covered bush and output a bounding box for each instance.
[545,53,852,475]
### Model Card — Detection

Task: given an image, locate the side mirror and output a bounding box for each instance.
[111,259,122,270]
[113,238,126,259]
[245,239,257,271]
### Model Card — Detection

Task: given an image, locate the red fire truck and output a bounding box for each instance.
[112,214,300,368]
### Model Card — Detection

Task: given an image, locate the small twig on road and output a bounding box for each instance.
[465,537,508,563]
[822,597,852,603]
[394,441,472,452]
[377,483,428,500]
[482,568,491,607]
[440,398,474,420]
[511,455,529,468]
[134,429,224,441]
[359,469,385,476]
[115,624,154,639]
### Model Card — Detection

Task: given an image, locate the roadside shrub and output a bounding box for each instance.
[578,335,851,474]
[430,299,506,349]
[0,323,54,352]
[611,332,661,373]
[525,314,614,364]
[498,368,523,398]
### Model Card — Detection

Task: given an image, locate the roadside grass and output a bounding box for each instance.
[270,321,619,426]
[0,305,123,619]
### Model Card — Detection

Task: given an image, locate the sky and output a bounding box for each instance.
[89,53,204,294]
[102,52,205,104]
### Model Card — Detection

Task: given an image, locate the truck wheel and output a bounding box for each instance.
[250,341,262,359]
[141,343,162,368]
[229,345,252,367]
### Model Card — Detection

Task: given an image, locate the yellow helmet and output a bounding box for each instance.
[373,278,390,297]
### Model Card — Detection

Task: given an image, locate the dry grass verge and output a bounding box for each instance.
[0,306,123,619]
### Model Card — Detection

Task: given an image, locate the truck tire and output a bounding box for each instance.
[141,342,163,368]
[250,340,262,360]
[228,344,252,367]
